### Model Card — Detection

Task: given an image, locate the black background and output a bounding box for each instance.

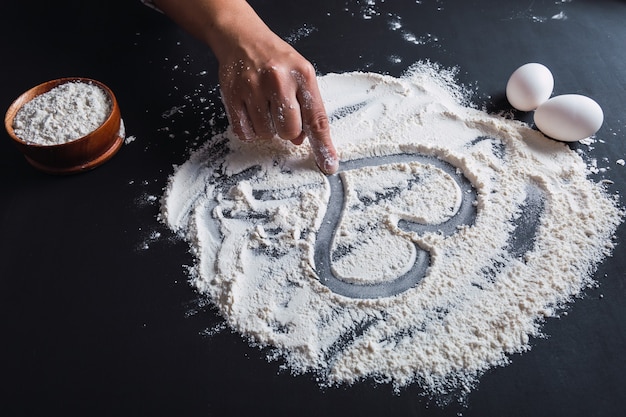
[1,1,625,416]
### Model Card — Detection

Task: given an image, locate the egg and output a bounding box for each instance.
[506,63,554,111]
[534,94,604,142]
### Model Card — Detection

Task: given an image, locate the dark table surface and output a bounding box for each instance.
[2,1,626,416]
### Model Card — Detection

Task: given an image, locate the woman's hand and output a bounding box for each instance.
[217,31,338,174]
[153,0,339,174]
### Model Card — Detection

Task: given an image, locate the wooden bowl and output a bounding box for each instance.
[4,77,124,174]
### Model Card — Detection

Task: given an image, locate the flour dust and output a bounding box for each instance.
[160,61,623,400]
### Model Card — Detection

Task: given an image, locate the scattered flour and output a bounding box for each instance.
[160,62,623,399]
[508,0,573,23]
[13,81,111,145]
[284,24,318,43]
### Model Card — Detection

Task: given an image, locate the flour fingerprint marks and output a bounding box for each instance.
[323,314,383,365]
[328,101,370,122]
[505,183,545,259]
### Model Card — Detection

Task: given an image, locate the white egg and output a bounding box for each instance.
[534,94,604,142]
[506,63,554,111]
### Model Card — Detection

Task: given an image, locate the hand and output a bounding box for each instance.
[152,0,339,174]
[218,34,339,175]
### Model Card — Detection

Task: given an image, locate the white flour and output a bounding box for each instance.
[13,81,111,145]
[160,62,622,399]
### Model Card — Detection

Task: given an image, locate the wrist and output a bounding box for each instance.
[200,1,270,63]
[152,0,270,63]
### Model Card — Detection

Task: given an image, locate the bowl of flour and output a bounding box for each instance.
[4,77,124,174]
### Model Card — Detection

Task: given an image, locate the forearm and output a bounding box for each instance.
[146,0,339,174]
[152,0,271,62]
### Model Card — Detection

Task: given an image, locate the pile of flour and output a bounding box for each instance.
[160,62,622,398]
[13,81,111,145]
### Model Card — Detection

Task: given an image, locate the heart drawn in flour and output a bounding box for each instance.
[314,153,477,299]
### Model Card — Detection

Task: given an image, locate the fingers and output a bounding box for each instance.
[223,97,255,142]
[223,69,307,142]
[244,90,274,140]
[222,67,299,142]
[220,59,339,175]
[221,82,273,142]
[271,95,303,141]
[257,67,303,142]
[303,112,339,175]
[296,67,339,175]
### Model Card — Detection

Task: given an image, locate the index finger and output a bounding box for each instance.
[296,70,339,175]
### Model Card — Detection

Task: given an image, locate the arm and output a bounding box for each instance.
[151,0,339,174]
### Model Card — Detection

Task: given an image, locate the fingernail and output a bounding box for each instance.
[323,156,339,175]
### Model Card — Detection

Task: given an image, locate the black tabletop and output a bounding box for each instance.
[2,1,626,416]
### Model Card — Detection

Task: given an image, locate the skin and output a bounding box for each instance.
[153,0,339,174]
